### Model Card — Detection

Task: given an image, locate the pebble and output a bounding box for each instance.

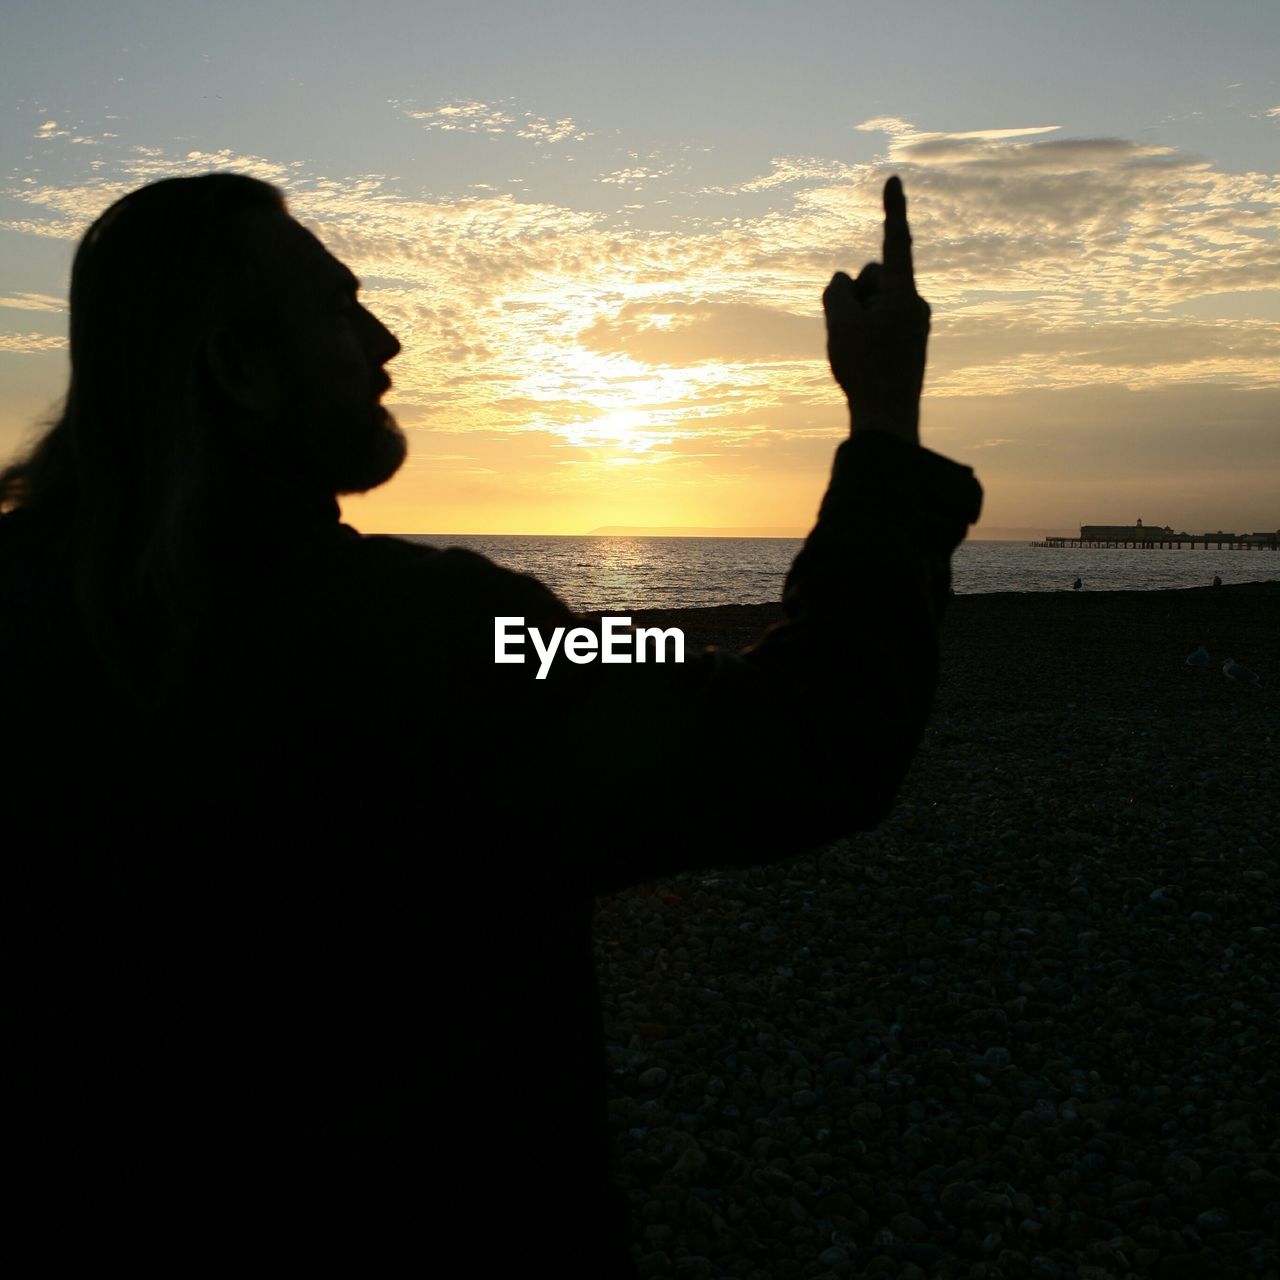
[591,590,1280,1274]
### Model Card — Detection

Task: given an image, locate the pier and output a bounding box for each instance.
[1034,521,1279,551]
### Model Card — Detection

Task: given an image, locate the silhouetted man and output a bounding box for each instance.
[1,173,980,1274]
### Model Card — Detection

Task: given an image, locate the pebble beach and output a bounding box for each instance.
[593,583,1279,1280]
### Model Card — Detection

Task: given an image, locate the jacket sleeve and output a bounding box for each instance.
[458,431,981,899]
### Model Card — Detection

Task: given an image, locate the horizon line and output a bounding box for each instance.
[385,526,1084,541]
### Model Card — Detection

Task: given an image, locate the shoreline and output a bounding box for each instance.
[601,582,1279,676]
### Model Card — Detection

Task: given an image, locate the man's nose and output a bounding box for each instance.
[361,304,401,363]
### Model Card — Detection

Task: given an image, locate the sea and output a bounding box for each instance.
[396,535,1279,615]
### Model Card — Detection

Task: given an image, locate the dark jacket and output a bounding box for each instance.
[1,430,980,1274]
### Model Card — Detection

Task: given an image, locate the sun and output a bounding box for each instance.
[563,407,655,451]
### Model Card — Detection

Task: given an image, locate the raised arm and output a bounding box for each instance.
[449,178,981,898]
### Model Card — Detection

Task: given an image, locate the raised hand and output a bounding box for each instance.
[822,176,930,444]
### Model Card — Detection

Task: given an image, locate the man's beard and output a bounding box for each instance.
[332,407,408,495]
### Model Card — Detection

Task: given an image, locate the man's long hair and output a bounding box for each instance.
[0,173,286,706]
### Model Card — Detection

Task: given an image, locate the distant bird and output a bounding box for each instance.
[1222,658,1261,686]
[1072,577,1082,591]
[1213,575,1222,588]
[1184,646,1210,670]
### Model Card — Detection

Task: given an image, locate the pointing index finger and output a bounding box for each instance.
[881,175,915,294]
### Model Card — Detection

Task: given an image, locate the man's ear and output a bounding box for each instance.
[203,324,281,420]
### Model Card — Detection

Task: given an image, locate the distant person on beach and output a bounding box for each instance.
[0,173,980,1274]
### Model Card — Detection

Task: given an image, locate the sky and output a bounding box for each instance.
[1,0,1278,536]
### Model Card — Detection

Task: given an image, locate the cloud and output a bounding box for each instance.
[0,332,68,352]
[740,157,855,192]
[856,118,1063,146]
[788,119,1280,328]
[33,120,105,147]
[397,99,588,144]
[926,314,1280,395]
[1,144,304,238]
[930,383,1280,490]
[400,100,514,135]
[516,116,590,145]
[0,292,65,313]
[3,119,1278,506]
[1267,106,1280,119]
[580,301,818,365]
[597,165,673,186]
